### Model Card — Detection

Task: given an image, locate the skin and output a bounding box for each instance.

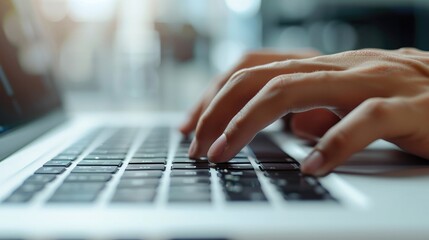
[180,48,429,176]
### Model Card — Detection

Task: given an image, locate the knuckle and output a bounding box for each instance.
[398,47,418,54]
[195,114,210,139]
[362,98,392,120]
[341,49,380,58]
[326,129,348,151]
[228,68,254,86]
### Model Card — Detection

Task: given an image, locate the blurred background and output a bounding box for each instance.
[4,0,429,113]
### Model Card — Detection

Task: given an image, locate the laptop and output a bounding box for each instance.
[1,1,429,240]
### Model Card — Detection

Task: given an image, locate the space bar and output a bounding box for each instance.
[248,133,290,158]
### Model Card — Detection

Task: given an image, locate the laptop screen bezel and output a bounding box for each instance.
[0,109,67,161]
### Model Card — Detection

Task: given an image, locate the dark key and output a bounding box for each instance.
[222,179,261,188]
[117,179,160,188]
[84,155,125,160]
[169,186,211,195]
[72,166,118,173]
[255,157,297,164]
[282,190,329,201]
[78,160,123,166]
[14,184,45,194]
[216,164,254,170]
[3,192,34,203]
[171,163,210,170]
[259,163,300,171]
[129,158,166,164]
[121,171,163,178]
[225,191,267,202]
[217,169,257,178]
[170,170,210,177]
[249,133,290,158]
[219,174,257,182]
[35,167,66,174]
[168,192,211,202]
[48,193,98,203]
[170,177,211,185]
[44,160,72,167]
[24,174,56,184]
[55,182,105,193]
[133,153,167,158]
[264,171,303,179]
[65,174,112,182]
[52,155,76,161]
[173,158,209,164]
[111,189,156,203]
[126,164,166,171]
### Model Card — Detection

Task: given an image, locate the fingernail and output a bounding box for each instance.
[208,134,227,163]
[301,150,325,175]
[188,138,198,157]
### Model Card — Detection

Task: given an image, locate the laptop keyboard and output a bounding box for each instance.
[2,127,336,205]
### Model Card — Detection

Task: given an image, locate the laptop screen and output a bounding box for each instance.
[0,0,62,136]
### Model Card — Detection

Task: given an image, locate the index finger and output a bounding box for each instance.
[207,70,383,162]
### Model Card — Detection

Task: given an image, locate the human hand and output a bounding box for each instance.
[179,49,321,135]
[187,48,429,176]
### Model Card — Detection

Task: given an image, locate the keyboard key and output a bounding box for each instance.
[133,153,167,158]
[52,155,76,161]
[225,191,267,202]
[48,193,98,203]
[78,160,123,166]
[259,163,300,171]
[221,179,261,188]
[24,174,56,184]
[169,192,211,203]
[117,179,160,188]
[217,169,257,178]
[14,184,45,194]
[121,171,163,178]
[255,157,297,164]
[44,160,72,167]
[249,133,290,158]
[171,163,210,170]
[169,185,210,193]
[35,167,66,175]
[170,170,210,177]
[126,164,166,171]
[65,174,112,182]
[72,166,118,173]
[111,189,156,203]
[129,158,166,164]
[170,177,211,185]
[55,182,105,194]
[84,155,125,160]
[3,193,34,203]
[216,164,254,170]
[173,158,209,164]
[281,191,329,201]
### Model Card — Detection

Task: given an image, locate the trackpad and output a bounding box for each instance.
[334,141,429,175]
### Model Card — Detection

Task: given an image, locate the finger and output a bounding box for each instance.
[301,97,417,176]
[179,100,205,135]
[207,71,356,163]
[290,109,340,141]
[190,60,345,158]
